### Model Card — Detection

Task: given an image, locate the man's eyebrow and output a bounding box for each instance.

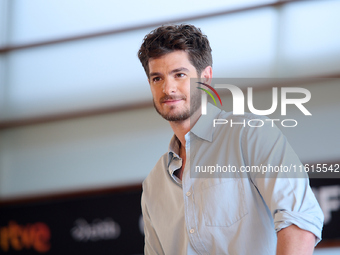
[149,67,190,78]
[149,72,162,77]
[170,67,190,75]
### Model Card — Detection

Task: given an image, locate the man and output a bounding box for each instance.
[138,24,323,254]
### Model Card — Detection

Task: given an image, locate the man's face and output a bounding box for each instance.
[148,50,202,122]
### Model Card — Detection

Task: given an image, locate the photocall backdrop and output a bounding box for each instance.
[0,179,339,254]
[0,188,144,255]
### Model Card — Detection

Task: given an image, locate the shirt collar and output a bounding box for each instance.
[168,135,180,166]
[167,103,222,166]
[190,103,222,142]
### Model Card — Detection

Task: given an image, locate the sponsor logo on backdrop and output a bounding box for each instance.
[0,221,50,253]
[71,218,121,242]
[312,185,340,225]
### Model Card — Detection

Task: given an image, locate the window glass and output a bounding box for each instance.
[280,0,340,76]
[0,0,10,47]
[197,7,277,78]
[0,56,7,115]
[5,8,277,120]
[10,0,276,44]
[5,29,151,120]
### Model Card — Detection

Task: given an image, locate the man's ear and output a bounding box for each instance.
[201,66,213,84]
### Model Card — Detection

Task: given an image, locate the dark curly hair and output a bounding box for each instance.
[137,24,212,78]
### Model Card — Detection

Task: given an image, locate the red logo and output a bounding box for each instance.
[0,221,51,253]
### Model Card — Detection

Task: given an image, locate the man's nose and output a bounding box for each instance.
[162,78,177,95]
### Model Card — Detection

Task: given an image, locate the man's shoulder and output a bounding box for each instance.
[143,152,168,190]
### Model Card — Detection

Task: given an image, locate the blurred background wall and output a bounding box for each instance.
[0,0,339,254]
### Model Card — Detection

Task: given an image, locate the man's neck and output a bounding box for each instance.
[169,110,201,148]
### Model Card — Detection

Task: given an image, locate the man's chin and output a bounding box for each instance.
[155,106,201,122]
[164,116,189,122]
[153,101,199,122]
[160,112,190,122]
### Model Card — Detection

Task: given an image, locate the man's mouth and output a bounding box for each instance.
[160,96,185,105]
[162,99,182,105]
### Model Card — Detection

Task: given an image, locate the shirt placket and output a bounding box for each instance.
[182,140,209,255]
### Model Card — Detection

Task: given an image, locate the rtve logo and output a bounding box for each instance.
[198,83,312,116]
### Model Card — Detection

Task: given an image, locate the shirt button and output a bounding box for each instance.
[189,228,195,234]
[186,191,191,197]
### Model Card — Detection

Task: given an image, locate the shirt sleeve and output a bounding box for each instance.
[241,116,324,245]
[141,186,165,255]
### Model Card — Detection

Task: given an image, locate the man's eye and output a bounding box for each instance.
[153,77,161,82]
[176,73,185,78]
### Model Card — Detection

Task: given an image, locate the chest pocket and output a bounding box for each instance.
[200,178,248,227]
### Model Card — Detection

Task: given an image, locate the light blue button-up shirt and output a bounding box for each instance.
[141,103,323,255]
